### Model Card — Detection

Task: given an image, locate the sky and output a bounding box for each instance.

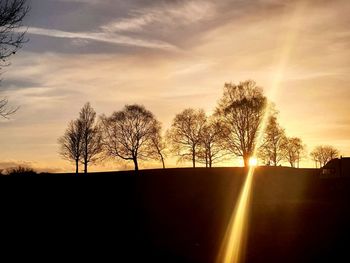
[0,0,349,172]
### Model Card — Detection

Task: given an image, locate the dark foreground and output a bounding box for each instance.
[2,167,350,262]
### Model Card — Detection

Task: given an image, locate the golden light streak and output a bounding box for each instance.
[217,167,255,263]
[217,2,308,263]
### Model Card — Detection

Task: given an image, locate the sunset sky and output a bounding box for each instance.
[0,0,349,172]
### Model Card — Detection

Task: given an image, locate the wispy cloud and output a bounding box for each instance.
[23,1,214,51]
[58,0,99,4]
[24,27,179,51]
[0,160,33,171]
[102,1,215,32]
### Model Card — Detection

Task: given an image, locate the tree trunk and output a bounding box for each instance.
[243,154,250,167]
[205,151,208,168]
[84,135,88,175]
[84,160,88,175]
[161,156,165,169]
[133,157,139,172]
[75,159,79,175]
[208,149,211,168]
[192,149,196,168]
[244,158,249,167]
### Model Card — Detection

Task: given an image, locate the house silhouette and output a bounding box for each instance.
[322,156,350,178]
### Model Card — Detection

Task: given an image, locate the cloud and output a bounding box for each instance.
[102,1,215,33]
[60,0,93,2]
[0,160,33,170]
[23,1,216,53]
[23,27,179,51]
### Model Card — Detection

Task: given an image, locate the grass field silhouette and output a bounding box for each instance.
[22,166,349,262]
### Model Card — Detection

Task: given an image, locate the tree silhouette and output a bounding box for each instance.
[101,104,162,171]
[282,137,305,168]
[167,108,206,168]
[0,97,18,118]
[150,121,167,169]
[0,0,29,119]
[216,80,267,167]
[5,166,36,176]
[58,119,83,175]
[79,103,103,174]
[0,0,28,66]
[310,145,339,168]
[197,116,228,168]
[258,113,286,166]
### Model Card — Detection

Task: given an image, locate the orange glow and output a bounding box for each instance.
[248,157,258,167]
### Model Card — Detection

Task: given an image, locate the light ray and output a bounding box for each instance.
[217,2,308,263]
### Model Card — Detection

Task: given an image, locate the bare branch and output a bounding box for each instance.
[257,113,286,166]
[310,145,339,168]
[79,102,103,174]
[0,0,29,66]
[167,108,206,168]
[0,97,18,118]
[100,104,162,171]
[216,80,267,167]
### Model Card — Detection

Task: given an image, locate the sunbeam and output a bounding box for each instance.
[216,2,308,263]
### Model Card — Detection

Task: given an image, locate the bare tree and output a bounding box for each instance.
[197,116,228,168]
[0,0,29,66]
[150,121,167,169]
[282,137,305,168]
[5,165,36,176]
[100,104,162,171]
[310,150,319,168]
[0,97,18,118]
[310,145,339,167]
[216,80,267,167]
[0,0,29,118]
[167,108,206,168]
[58,119,83,175]
[258,114,286,166]
[79,103,103,174]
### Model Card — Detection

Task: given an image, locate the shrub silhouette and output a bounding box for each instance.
[5,166,37,176]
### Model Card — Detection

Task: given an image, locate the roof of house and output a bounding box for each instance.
[323,157,350,168]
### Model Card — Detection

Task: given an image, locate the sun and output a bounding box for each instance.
[249,157,258,167]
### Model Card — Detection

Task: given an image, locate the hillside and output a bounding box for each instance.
[4,167,350,262]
